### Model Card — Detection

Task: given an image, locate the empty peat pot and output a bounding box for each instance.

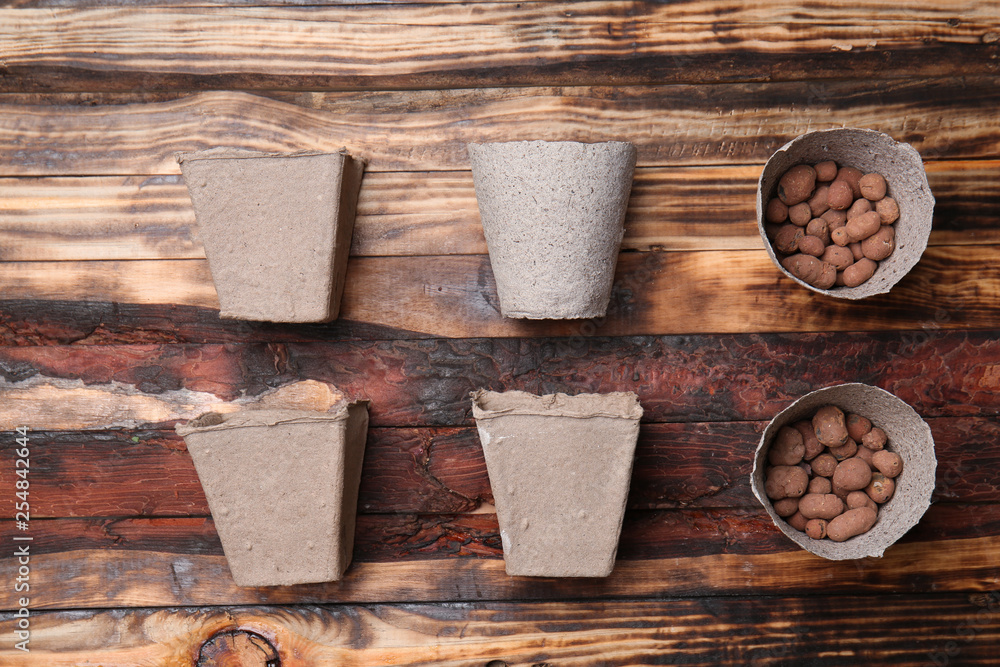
[176,399,370,586]
[471,389,643,577]
[467,140,637,319]
[178,148,365,323]
[757,128,934,299]
[751,383,936,560]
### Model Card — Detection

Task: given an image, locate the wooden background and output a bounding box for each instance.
[2,1,1000,664]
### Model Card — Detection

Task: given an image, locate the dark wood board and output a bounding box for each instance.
[1,332,1000,426]
[3,79,1000,177]
[2,8,999,92]
[1,416,998,519]
[2,595,999,666]
[3,507,1000,610]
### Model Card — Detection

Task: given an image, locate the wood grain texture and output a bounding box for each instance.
[2,595,999,666]
[2,5,998,91]
[2,78,999,175]
[2,509,1000,608]
[198,630,279,667]
[1,416,997,518]
[3,331,1000,427]
[2,0,998,17]
[3,160,997,261]
[0,243,998,336]
[6,502,997,564]
[0,296,993,348]
[1,0,998,658]
[0,299,432,345]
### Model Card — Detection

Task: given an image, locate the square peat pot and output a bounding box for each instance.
[471,389,643,577]
[467,140,637,320]
[178,148,365,323]
[176,400,369,586]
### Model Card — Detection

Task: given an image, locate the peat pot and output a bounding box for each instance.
[178,148,365,322]
[751,383,935,560]
[176,399,369,586]
[757,128,933,298]
[467,140,637,319]
[471,389,643,577]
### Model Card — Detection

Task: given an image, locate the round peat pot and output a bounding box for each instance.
[757,128,934,299]
[751,383,935,560]
[468,140,636,320]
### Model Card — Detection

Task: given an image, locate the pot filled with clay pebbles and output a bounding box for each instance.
[757,128,934,299]
[751,383,936,560]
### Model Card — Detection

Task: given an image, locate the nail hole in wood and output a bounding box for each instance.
[198,629,279,667]
[485,661,509,667]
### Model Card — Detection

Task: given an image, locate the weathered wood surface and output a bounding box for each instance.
[0,297,989,346]
[3,245,1000,337]
[2,4,998,92]
[3,0,998,15]
[3,2,1000,661]
[2,160,997,261]
[3,514,1000,609]
[3,595,999,666]
[1,332,999,426]
[2,79,999,176]
[0,416,995,518]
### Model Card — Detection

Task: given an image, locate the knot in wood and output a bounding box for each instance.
[198,630,279,667]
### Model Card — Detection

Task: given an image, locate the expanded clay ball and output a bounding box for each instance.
[764,162,900,290]
[778,165,817,205]
[762,405,904,543]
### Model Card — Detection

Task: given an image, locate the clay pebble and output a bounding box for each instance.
[765,162,899,290]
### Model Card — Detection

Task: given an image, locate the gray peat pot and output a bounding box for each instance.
[467,140,637,320]
[757,128,934,299]
[751,383,936,560]
[471,389,643,577]
[178,148,365,323]
[176,400,369,586]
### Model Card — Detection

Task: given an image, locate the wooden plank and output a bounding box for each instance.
[3,0,998,18]
[5,1,1000,23]
[0,295,992,347]
[0,299,433,345]
[0,175,201,261]
[0,259,218,309]
[2,160,997,261]
[1,417,996,518]
[1,5,997,92]
[2,331,1000,427]
[2,506,1000,608]
[1,79,999,175]
[2,594,999,666]
[0,243,997,336]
